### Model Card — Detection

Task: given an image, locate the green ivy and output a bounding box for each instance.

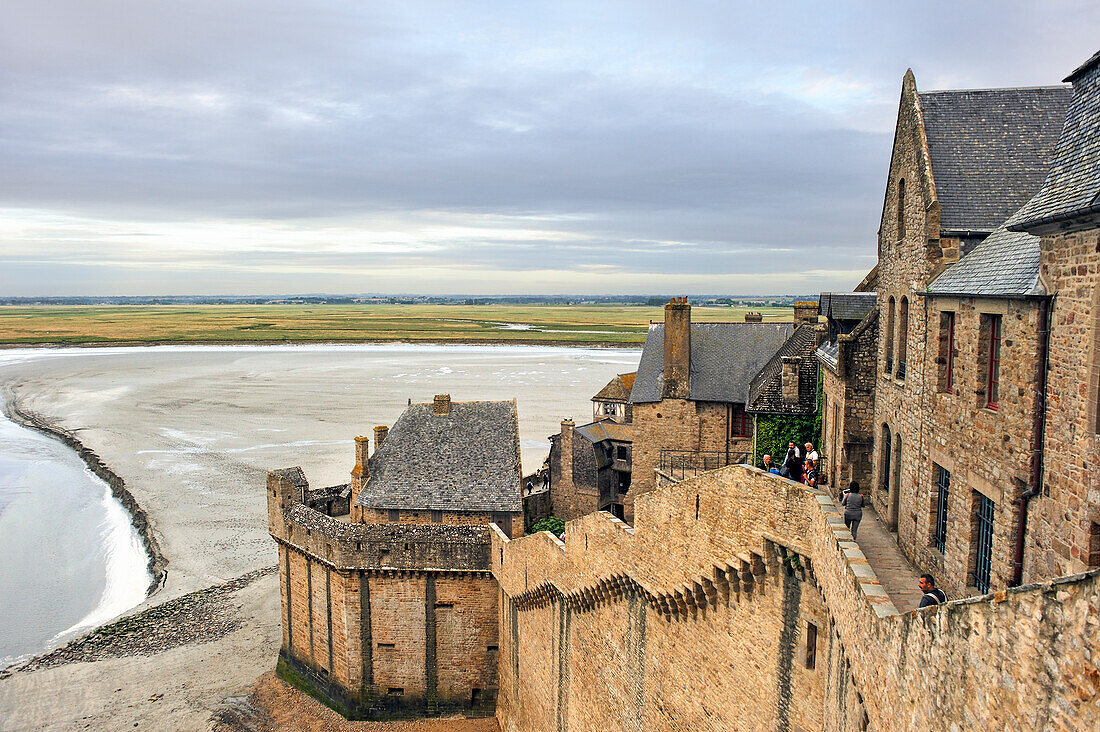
[754,373,823,467]
[529,516,565,536]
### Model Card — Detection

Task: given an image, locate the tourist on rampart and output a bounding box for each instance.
[918,574,947,608]
[841,481,864,539]
[781,442,801,480]
[761,454,776,473]
[804,458,818,488]
[804,442,819,462]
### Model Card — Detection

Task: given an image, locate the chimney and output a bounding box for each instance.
[662,297,691,399]
[744,311,763,323]
[559,419,574,492]
[793,301,820,327]
[781,357,802,402]
[373,425,388,452]
[352,435,370,492]
[433,394,451,416]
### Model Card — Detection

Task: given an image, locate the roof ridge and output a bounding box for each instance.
[919,85,1070,95]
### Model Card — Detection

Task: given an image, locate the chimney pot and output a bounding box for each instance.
[373,425,389,452]
[793,301,820,326]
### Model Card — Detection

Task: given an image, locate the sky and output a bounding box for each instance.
[1,1,1097,297]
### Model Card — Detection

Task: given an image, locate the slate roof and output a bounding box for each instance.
[592,373,636,403]
[918,86,1071,233]
[815,340,840,372]
[819,293,877,322]
[355,400,522,513]
[575,419,633,444]
[925,225,1043,297]
[1008,52,1100,234]
[746,325,820,416]
[629,322,796,405]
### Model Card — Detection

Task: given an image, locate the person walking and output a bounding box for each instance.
[842,481,864,539]
[918,574,947,608]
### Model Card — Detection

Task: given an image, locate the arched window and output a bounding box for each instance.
[897,178,906,240]
[897,297,909,379]
[885,297,896,373]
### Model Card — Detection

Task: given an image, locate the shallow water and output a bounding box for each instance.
[0,412,151,668]
[0,343,640,667]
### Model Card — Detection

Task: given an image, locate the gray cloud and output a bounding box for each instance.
[0,1,1096,295]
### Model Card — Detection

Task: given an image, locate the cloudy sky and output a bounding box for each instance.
[1,1,1096,296]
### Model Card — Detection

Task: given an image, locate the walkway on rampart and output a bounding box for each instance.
[852,505,923,613]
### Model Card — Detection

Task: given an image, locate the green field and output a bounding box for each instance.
[0,304,793,346]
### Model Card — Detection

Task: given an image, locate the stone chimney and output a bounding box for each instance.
[373,425,389,452]
[662,297,691,399]
[351,435,370,492]
[793,301,820,327]
[433,394,451,416]
[781,357,802,402]
[559,419,574,491]
[744,312,763,323]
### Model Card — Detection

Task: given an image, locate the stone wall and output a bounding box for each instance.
[1034,226,1100,579]
[819,313,878,493]
[268,469,500,719]
[492,464,1100,731]
[356,507,523,540]
[549,422,603,522]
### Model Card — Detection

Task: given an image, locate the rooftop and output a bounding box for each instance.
[926,225,1043,297]
[629,322,796,405]
[819,292,877,322]
[574,419,633,444]
[1009,50,1100,234]
[746,325,820,416]
[355,398,522,513]
[592,372,636,403]
[918,85,1071,233]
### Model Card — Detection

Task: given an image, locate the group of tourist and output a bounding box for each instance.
[759,441,821,487]
[758,441,948,609]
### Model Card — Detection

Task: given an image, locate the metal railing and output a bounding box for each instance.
[659,450,749,481]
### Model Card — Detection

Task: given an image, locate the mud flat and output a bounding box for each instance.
[0,344,636,730]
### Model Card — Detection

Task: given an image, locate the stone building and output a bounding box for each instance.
[866,70,1071,598]
[815,292,878,490]
[548,417,633,522]
[267,394,522,718]
[590,372,635,422]
[1006,49,1100,582]
[626,298,821,520]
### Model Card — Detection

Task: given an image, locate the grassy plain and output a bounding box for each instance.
[0,304,792,346]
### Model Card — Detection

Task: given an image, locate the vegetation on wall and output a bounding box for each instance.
[528,517,565,536]
[753,375,823,468]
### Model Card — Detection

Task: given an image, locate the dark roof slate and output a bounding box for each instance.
[819,293,877,322]
[575,419,632,444]
[926,225,1043,296]
[1009,55,1100,234]
[918,86,1071,233]
[355,400,522,513]
[629,322,796,405]
[746,325,820,416]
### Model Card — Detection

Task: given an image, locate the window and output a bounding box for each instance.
[1089,523,1100,569]
[933,465,950,553]
[430,509,442,523]
[727,403,751,438]
[805,622,818,670]
[983,315,1002,409]
[897,178,906,240]
[897,297,909,379]
[885,297,896,374]
[973,494,995,593]
[387,509,400,522]
[938,312,956,393]
[880,425,892,497]
[616,445,628,460]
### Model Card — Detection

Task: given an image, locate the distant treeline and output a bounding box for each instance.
[1,294,814,307]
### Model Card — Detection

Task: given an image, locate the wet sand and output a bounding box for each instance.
[0,344,637,730]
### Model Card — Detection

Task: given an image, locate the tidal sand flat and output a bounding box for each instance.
[0,344,638,730]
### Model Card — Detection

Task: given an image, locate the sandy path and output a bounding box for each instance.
[0,345,634,730]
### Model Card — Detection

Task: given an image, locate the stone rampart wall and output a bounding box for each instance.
[268,470,499,719]
[493,464,1100,731]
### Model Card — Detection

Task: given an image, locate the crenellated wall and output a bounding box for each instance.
[492,464,1100,731]
[268,469,500,719]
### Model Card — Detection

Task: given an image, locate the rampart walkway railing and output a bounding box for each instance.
[658,450,749,481]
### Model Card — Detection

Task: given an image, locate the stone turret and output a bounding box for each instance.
[663,297,691,399]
